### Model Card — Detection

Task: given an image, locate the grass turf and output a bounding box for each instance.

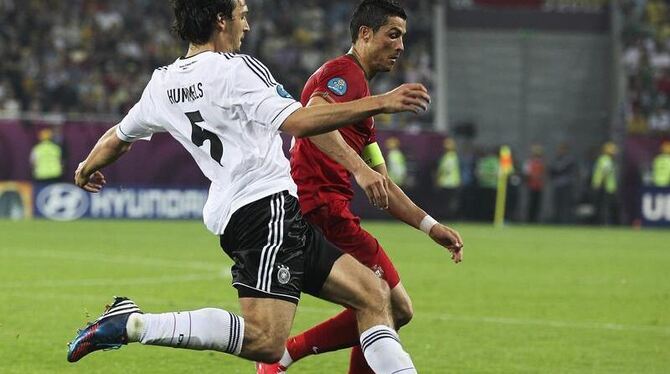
[0,220,668,373]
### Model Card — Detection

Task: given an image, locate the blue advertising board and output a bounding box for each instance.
[33,184,207,221]
[640,187,670,227]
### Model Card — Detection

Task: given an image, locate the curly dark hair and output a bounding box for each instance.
[171,0,237,45]
[350,0,407,43]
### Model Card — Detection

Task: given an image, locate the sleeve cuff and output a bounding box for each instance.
[271,101,303,132]
[116,124,152,143]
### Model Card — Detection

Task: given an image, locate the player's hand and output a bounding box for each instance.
[353,166,389,210]
[428,224,464,263]
[74,162,107,193]
[379,83,431,114]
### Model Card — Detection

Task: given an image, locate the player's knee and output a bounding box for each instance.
[361,277,390,314]
[393,298,414,328]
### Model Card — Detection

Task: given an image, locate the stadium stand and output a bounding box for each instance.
[0,0,435,127]
[622,0,670,135]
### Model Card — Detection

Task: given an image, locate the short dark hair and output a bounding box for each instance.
[171,0,237,45]
[350,0,407,44]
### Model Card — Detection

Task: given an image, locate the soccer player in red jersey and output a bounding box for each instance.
[257,1,464,373]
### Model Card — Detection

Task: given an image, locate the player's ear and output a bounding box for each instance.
[359,26,373,43]
[216,13,227,31]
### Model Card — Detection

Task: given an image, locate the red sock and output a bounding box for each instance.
[348,345,374,374]
[286,309,359,362]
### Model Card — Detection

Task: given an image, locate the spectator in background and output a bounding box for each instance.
[549,142,577,224]
[459,142,478,221]
[524,144,545,223]
[30,128,63,184]
[436,138,461,220]
[476,147,499,221]
[385,137,407,187]
[591,142,619,225]
[652,140,670,187]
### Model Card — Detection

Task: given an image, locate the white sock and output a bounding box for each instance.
[126,308,244,355]
[278,348,293,368]
[360,325,416,374]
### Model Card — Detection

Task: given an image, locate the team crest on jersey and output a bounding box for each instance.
[276,84,293,99]
[327,77,348,96]
[277,264,291,284]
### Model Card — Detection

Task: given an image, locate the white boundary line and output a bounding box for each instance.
[0,248,226,271]
[5,290,668,336]
[0,271,231,289]
[2,249,668,336]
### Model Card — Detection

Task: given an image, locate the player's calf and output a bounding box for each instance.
[238,297,297,363]
[241,325,286,363]
[390,286,414,329]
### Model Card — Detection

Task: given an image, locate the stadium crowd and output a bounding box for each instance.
[622,0,670,134]
[0,0,435,127]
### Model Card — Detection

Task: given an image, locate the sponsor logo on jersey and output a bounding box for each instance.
[277,264,291,284]
[276,84,293,99]
[327,77,348,96]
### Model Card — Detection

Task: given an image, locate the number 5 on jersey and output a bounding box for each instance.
[186,111,223,166]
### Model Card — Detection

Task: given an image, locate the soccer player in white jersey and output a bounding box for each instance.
[66,1,430,373]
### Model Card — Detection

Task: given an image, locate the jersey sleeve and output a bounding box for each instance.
[116,75,164,142]
[231,56,302,132]
[310,62,366,104]
[367,123,377,145]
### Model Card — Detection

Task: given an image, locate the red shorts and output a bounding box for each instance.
[304,200,401,288]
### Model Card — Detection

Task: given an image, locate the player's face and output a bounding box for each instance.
[369,16,406,73]
[228,0,250,52]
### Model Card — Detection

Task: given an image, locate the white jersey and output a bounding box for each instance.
[116,51,301,234]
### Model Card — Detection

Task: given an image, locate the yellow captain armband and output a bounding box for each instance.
[362,142,385,168]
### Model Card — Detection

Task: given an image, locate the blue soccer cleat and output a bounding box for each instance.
[67,296,142,363]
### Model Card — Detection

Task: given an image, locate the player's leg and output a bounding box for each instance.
[339,283,414,374]
[67,297,250,362]
[67,296,296,363]
[317,253,416,374]
[263,203,415,373]
[238,297,297,362]
[67,192,301,364]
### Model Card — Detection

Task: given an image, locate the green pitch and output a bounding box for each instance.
[1,220,668,373]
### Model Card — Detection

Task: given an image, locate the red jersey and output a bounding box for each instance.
[290,55,376,214]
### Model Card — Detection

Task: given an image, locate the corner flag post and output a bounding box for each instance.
[494,145,513,227]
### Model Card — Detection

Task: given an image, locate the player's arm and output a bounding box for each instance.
[304,96,389,209]
[374,162,464,263]
[74,125,132,193]
[280,83,429,138]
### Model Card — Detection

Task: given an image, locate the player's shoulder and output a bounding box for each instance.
[319,55,363,76]
[217,53,277,86]
[215,52,270,69]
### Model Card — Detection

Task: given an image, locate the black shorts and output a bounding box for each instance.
[220,191,344,304]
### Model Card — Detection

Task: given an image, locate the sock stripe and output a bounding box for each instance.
[231,313,239,353]
[361,329,397,347]
[361,331,400,352]
[226,312,235,353]
[169,312,177,346]
[228,313,241,354]
[185,312,192,348]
